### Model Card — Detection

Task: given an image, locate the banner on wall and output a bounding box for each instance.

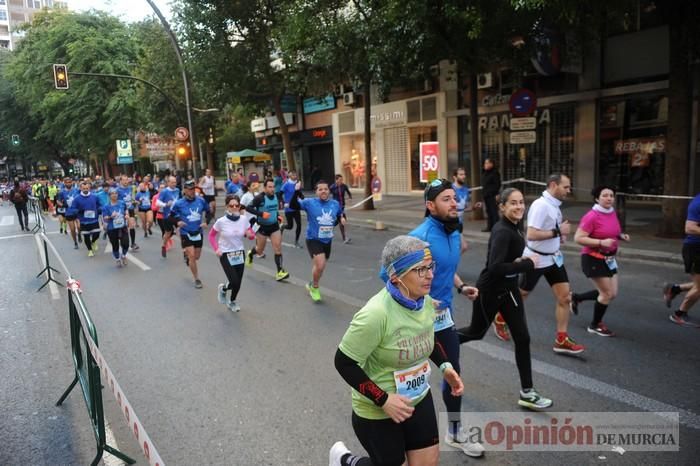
[419,142,440,183]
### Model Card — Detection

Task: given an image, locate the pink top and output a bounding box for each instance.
[579,209,621,256]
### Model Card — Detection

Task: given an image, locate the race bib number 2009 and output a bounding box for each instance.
[393,360,431,400]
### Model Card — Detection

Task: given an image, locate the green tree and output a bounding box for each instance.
[5,10,144,175]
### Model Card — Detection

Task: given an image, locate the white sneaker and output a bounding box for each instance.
[228,300,241,313]
[328,441,350,466]
[444,428,485,457]
[217,283,227,305]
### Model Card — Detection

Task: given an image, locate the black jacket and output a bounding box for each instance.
[481,168,501,199]
[476,217,533,292]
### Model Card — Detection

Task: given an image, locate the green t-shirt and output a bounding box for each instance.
[339,288,436,420]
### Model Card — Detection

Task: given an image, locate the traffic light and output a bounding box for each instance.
[176,142,191,160]
[11,134,20,146]
[53,64,69,90]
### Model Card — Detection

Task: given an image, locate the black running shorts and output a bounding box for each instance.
[306,239,332,259]
[180,231,203,249]
[257,222,280,237]
[352,391,439,465]
[682,243,700,274]
[519,263,569,291]
[204,194,216,203]
[581,254,617,278]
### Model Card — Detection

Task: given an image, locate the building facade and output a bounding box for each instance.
[0,0,67,50]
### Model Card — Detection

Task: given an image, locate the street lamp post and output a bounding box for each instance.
[144,0,198,179]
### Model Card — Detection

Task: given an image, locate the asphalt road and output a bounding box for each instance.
[2,202,699,465]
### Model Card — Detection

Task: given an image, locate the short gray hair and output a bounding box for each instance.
[381,235,429,271]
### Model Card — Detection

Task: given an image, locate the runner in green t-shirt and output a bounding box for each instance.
[329,235,463,466]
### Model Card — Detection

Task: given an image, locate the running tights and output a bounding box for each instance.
[107,228,130,259]
[434,327,462,427]
[129,227,136,244]
[284,211,302,243]
[83,232,99,251]
[15,204,28,229]
[458,288,533,389]
[218,256,245,301]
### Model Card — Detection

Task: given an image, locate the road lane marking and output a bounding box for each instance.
[103,243,151,271]
[33,233,60,300]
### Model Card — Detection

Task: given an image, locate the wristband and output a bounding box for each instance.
[439,362,453,374]
[455,284,467,294]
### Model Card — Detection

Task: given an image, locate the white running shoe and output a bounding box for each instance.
[328,441,350,466]
[217,284,227,305]
[228,300,241,313]
[444,428,485,457]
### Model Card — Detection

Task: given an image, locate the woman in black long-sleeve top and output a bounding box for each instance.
[481,158,501,232]
[457,187,553,410]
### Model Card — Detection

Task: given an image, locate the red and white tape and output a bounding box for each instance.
[84,331,165,466]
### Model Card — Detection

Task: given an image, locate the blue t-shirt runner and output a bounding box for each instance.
[452,182,470,224]
[684,194,700,245]
[171,195,210,238]
[298,197,342,243]
[102,200,128,230]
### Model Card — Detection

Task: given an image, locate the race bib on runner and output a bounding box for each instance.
[553,251,564,268]
[84,210,96,219]
[141,198,150,208]
[434,307,455,332]
[113,215,125,228]
[318,225,333,239]
[227,250,245,266]
[394,361,431,401]
[605,256,618,271]
[186,232,202,242]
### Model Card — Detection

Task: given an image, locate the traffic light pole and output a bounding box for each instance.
[145,0,198,180]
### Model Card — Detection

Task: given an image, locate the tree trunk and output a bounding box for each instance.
[659,10,692,236]
[273,94,296,172]
[469,73,483,220]
[363,80,375,210]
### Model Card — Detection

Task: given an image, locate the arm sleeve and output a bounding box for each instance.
[289,190,304,211]
[245,193,265,216]
[486,229,534,276]
[334,348,388,407]
[429,337,449,367]
[208,225,219,251]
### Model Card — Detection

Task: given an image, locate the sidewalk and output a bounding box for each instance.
[342,193,683,265]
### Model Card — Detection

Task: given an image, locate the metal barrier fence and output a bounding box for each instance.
[56,284,135,465]
[31,204,164,465]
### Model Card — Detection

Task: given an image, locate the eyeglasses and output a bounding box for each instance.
[411,262,436,278]
[228,204,239,208]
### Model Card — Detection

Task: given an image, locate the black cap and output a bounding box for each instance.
[184,180,196,189]
[423,178,453,202]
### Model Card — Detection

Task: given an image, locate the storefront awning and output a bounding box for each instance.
[226,149,271,164]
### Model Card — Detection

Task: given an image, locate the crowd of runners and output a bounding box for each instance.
[5,167,699,466]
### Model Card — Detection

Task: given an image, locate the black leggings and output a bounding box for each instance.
[284,211,302,242]
[218,254,245,301]
[107,228,130,259]
[458,287,533,389]
[14,203,29,229]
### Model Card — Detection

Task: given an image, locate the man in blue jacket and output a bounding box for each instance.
[408,178,484,458]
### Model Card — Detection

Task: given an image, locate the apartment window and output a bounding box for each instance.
[0,0,6,5]
[0,11,7,21]
[32,0,42,8]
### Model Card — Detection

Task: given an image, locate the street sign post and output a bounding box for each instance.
[115,139,133,165]
[175,127,189,141]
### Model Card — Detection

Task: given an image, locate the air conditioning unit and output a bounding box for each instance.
[477,72,493,89]
[343,92,355,106]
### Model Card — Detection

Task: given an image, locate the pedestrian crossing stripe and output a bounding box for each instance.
[1,216,15,226]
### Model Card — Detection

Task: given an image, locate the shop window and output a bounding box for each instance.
[407,100,420,123]
[409,126,438,190]
[598,94,666,195]
[421,97,436,120]
[338,111,355,133]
